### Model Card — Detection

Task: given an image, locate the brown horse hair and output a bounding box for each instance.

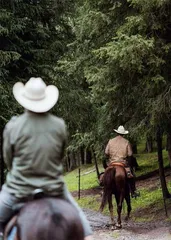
[15,198,84,240]
[99,167,116,212]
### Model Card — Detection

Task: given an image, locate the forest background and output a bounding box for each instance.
[1,0,171,197]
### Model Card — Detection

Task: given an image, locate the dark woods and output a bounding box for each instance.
[0,0,171,198]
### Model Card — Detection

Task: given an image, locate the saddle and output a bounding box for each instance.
[108,162,134,178]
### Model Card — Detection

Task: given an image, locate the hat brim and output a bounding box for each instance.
[13,82,59,113]
[114,129,129,135]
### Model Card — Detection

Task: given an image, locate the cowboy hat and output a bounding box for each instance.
[13,77,59,113]
[114,125,129,135]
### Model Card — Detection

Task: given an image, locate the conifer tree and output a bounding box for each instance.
[0,0,73,122]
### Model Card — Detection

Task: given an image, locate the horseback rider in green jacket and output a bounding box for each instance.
[0,77,92,240]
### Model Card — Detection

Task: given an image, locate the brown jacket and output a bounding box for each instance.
[105,135,132,163]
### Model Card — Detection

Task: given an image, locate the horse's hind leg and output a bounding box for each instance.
[124,193,132,221]
[115,194,124,228]
[108,195,115,226]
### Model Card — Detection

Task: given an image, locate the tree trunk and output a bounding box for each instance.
[80,147,84,165]
[66,153,71,171]
[71,152,77,170]
[166,132,171,167]
[156,126,170,199]
[84,149,87,165]
[145,136,153,153]
[63,156,68,172]
[75,151,80,167]
[86,149,92,164]
[92,148,100,178]
[67,152,77,171]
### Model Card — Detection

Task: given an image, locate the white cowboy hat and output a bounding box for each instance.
[114,125,129,135]
[13,77,59,113]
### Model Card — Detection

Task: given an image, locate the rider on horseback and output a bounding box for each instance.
[104,125,139,198]
[0,78,92,240]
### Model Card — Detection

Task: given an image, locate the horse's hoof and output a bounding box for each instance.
[115,223,122,229]
[125,216,129,221]
[111,225,116,230]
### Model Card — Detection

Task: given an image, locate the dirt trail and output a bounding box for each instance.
[84,208,171,239]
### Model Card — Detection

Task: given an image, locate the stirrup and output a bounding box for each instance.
[127,172,134,178]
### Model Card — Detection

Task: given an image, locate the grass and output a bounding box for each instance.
[75,187,164,214]
[135,149,169,177]
[77,195,100,212]
[64,165,100,192]
[65,150,170,191]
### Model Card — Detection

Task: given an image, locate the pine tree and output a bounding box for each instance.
[0,0,73,122]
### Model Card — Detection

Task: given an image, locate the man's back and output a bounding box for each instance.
[105,135,132,162]
[3,111,67,198]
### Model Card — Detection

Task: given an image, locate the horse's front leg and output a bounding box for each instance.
[108,194,115,226]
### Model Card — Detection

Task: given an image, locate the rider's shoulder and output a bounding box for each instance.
[123,137,130,144]
[4,115,19,132]
[49,114,66,127]
[108,138,115,144]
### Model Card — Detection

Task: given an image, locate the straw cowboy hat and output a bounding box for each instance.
[114,125,129,135]
[13,77,59,113]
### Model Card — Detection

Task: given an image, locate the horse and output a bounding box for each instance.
[99,163,131,228]
[4,198,84,240]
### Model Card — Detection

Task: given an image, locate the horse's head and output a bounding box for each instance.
[5,199,84,240]
[127,156,139,171]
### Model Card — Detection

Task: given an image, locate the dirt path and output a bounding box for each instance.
[84,208,171,239]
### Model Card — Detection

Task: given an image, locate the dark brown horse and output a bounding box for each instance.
[99,164,131,228]
[4,198,84,240]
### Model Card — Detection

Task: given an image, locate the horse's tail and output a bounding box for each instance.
[99,167,116,212]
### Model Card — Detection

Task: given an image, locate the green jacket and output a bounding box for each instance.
[3,111,67,198]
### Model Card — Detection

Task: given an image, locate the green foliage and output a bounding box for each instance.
[1,0,171,170]
[0,0,73,123]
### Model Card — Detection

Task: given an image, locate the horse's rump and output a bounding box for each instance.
[106,165,126,192]
[100,165,127,212]
[103,167,116,190]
